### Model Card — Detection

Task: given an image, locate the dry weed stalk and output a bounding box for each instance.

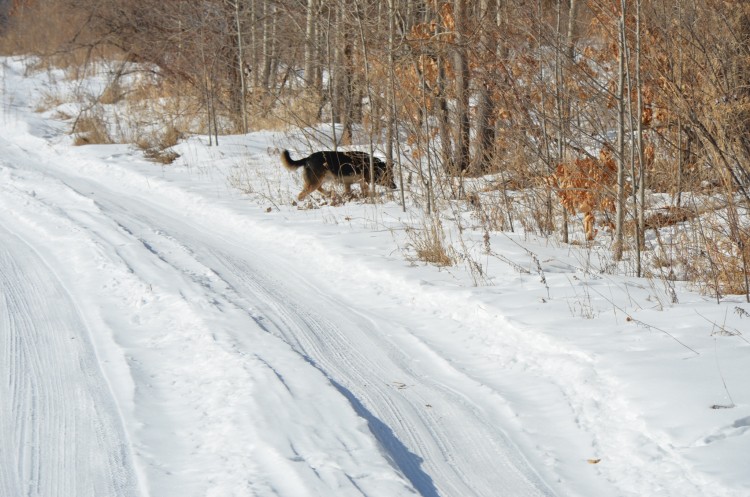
[72,112,111,145]
[406,217,454,267]
[702,230,750,298]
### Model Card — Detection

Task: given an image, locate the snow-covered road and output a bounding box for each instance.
[0,77,554,497]
[0,220,141,497]
[3,57,749,497]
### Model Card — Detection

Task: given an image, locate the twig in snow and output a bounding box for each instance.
[586,285,700,356]
[711,339,736,409]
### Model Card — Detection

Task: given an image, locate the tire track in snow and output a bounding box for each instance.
[62,181,554,497]
[215,251,557,497]
[0,99,556,495]
[0,223,141,497]
[0,140,418,496]
[98,210,556,497]
[76,203,419,497]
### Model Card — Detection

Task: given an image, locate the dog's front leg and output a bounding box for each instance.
[360,180,370,198]
[317,185,333,196]
[341,182,354,200]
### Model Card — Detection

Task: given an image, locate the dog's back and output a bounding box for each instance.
[281,149,357,174]
[327,151,393,187]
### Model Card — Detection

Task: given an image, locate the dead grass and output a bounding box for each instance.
[645,205,750,300]
[135,124,182,164]
[249,89,322,131]
[99,81,124,105]
[701,230,750,298]
[72,113,112,145]
[34,90,65,113]
[227,162,257,195]
[142,147,180,165]
[406,218,454,267]
[133,124,181,150]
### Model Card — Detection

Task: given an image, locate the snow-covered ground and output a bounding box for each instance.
[1,57,749,497]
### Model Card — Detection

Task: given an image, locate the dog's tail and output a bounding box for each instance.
[280,150,306,171]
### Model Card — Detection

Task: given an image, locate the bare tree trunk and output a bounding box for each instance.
[434,13,452,173]
[261,0,270,89]
[420,66,435,216]
[453,0,470,175]
[554,0,565,167]
[634,0,645,276]
[198,19,219,147]
[472,0,495,174]
[387,0,405,210]
[537,0,556,238]
[331,2,343,144]
[614,0,627,260]
[249,0,258,88]
[269,4,279,87]
[562,0,579,243]
[566,0,578,60]
[385,0,395,168]
[676,0,684,208]
[304,0,317,89]
[352,0,376,197]
[230,0,247,133]
[328,0,354,145]
[554,0,566,232]
[495,0,514,232]
[261,2,277,89]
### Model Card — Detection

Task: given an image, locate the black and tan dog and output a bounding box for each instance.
[281,149,395,201]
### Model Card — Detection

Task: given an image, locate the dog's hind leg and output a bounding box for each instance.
[298,169,326,201]
[297,184,317,201]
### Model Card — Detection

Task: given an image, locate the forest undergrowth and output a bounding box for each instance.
[2,0,750,303]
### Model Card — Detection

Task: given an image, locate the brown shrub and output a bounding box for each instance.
[546,148,619,240]
[72,114,111,145]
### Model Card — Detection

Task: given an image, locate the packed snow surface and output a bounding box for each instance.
[1,57,749,497]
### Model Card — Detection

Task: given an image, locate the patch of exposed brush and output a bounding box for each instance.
[136,124,182,164]
[72,112,112,145]
[406,217,454,267]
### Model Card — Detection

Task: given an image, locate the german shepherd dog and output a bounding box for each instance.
[281,149,395,201]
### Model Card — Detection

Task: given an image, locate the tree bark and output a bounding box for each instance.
[614,0,627,260]
[452,0,470,174]
[472,0,495,174]
[304,0,317,89]
[230,0,247,133]
[635,0,644,275]
[261,1,277,89]
[332,0,353,145]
